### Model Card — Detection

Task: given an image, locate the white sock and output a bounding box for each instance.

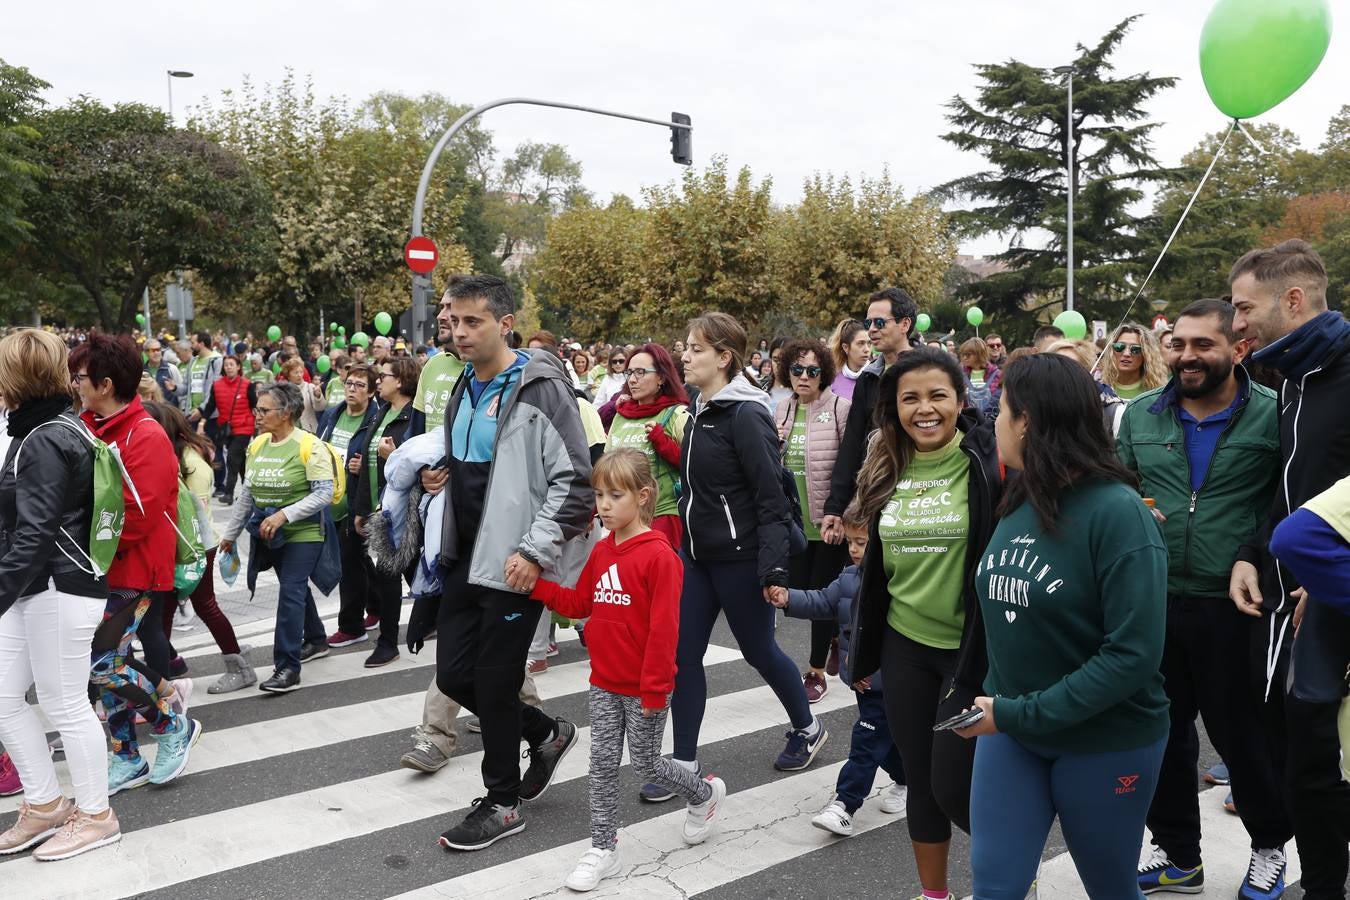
[673,757,698,773]
[801,716,821,739]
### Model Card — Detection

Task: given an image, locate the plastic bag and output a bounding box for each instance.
[218,544,241,587]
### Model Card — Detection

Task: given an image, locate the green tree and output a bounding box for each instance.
[485,140,590,270]
[24,99,273,331]
[535,195,645,340]
[0,58,47,254]
[938,16,1179,332]
[769,171,953,332]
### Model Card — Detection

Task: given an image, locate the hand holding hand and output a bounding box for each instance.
[820,515,844,545]
[505,552,542,593]
[764,585,788,608]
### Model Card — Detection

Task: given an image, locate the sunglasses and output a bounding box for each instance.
[790,364,822,378]
[861,316,898,331]
[610,358,626,366]
[1112,342,1144,356]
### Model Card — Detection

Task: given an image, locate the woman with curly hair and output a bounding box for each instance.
[1101,323,1168,401]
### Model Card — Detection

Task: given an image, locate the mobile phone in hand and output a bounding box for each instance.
[933,707,985,732]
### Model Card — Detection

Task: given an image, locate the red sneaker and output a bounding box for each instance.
[327,630,369,648]
[362,614,380,630]
[526,659,549,676]
[803,671,827,704]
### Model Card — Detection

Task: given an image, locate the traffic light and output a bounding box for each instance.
[670,112,692,166]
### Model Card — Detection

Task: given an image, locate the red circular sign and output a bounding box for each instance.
[404,236,439,274]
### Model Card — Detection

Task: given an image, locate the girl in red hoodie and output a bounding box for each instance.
[532,449,726,892]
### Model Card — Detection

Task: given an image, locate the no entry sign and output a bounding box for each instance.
[404,236,439,274]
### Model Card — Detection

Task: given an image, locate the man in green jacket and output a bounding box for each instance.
[1116,299,1292,899]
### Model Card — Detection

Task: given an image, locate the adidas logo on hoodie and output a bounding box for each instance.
[593,563,632,606]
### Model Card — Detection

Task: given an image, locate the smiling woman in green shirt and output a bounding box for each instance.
[956,353,1169,900]
[848,347,1003,900]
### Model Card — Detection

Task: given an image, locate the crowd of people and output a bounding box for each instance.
[0,238,1345,900]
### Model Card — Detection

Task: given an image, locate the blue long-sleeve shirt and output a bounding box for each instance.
[785,564,880,690]
[1270,508,1350,615]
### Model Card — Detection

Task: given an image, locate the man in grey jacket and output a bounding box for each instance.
[405,274,595,852]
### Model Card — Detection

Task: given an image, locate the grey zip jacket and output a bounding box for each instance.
[437,349,595,592]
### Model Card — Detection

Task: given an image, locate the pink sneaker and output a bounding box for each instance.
[32,808,121,861]
[0,797,74,854]
[0,752,21,797]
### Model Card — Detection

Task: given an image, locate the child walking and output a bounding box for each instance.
[532,449,726,893]
[768,500,906,836]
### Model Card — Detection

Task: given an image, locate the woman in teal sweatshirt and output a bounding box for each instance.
[956,353,1169,900]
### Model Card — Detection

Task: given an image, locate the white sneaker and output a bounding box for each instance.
[168,678,193,717]
[880,782,908,815]
[811,798,853,836]
[682,775,726,845]
[564,846,620,892]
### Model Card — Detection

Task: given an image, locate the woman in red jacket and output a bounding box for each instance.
[531,449,724,892]
[70,335,201,795]
[193,354,256,504]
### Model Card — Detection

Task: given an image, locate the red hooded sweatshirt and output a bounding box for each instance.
[532,530,683,710]
[80,395,179,592]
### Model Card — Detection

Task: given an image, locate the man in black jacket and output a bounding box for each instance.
[821,287,916,543]
[1230,239,1350,900]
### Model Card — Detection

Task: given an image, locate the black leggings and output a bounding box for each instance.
[789,540,849,669]
[135,592,173,681]
[221,434,250,498]
[880,626,975,843]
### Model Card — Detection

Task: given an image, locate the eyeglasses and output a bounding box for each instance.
[254,406,280,416]
[71,372,91,384]
[343,380,369,389]
[1112,342,1144,356]
[987,341,1004,350]
[861,316,899,331]
[626,367,655,379]
[789,364,822,378]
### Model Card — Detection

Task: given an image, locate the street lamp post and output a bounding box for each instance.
[163,70,194,338]
[1053,64,1075,312]
[166,70,193,126]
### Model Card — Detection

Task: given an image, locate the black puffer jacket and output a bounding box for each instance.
[0,411,107,613]
[679,376,791,587]
[849,408,1004,713]
[351,401,415,519]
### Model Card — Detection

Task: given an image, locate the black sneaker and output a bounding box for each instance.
[437,798,525,851]
[259,668,301,693]
[519,717,577,802]
[299,640,330,662]
[364,643,400,668]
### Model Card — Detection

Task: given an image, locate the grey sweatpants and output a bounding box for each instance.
[588,685,711,850]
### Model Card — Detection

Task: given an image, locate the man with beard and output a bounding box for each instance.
[1116,299,1294,899]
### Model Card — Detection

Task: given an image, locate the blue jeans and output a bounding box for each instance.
[273,541,326,672]
[970,731,1166,900]
[836,689,905,812]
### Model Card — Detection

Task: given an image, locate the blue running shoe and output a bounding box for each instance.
[1203,761,1230,785]
[149,717,202,785]
[1138,847,1204,894]
[774,720,828,771]
[107,753,150,795]
[1239,847,1286,900]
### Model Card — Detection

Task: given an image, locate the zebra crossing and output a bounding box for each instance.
[0,598,1306,899]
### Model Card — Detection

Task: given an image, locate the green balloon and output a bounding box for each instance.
[966,306,984,327]
[350,331,370,348]
[333,336,346,349]
[316,355,331,374]
[330,322,339,333]
[135,313,146,327]
[915,313,932,333]
[1053,310,1088,340]
[374,311,393,336]
[267,325,282,342]
[1199,0,1332,120]
[338,325,346,335]
[272,360,281,375]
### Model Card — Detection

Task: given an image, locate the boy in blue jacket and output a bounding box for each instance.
[768,502,906,836]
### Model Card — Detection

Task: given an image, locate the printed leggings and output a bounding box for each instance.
[588,686,711,849]
[970,731,1166,900]
[91,591,182,760]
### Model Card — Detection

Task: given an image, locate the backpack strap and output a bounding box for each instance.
[11,416,106,576]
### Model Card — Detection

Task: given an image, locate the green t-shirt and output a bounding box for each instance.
[978,479,1169,752]
[970,368,986,386]
[605,405,689,518]
[783,405,821,542]
[414,352,466,433]
[247,366,274,384]
[245,430,333,543]
[1113,380,1146,400]
[187,352,219,409]
[879,433,970,649]
[324,375,346,405]
[327,408,366,521]
[368,404,399,509]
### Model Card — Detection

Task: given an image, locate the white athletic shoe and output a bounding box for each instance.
[564,846,620,892]
[811,798,853,836]
[682,775,726,845]
[880,782,908,815]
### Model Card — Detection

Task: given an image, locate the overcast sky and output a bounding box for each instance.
[8,1,1344,256]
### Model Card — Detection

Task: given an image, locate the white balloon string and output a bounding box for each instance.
[1236,119,1269,155]
[1091,119,1237,372]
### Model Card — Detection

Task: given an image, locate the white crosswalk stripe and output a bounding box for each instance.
[0,620,1304,900]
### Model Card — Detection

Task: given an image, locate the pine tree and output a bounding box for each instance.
[937,16,1179,338]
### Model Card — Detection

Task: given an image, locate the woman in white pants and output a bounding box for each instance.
[0,329,120,861]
